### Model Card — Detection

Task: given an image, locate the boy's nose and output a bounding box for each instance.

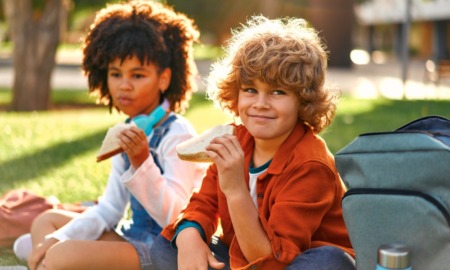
[254,94,270,108]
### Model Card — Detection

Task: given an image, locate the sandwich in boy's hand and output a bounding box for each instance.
[96,122,136,162]
[176,124,235,162]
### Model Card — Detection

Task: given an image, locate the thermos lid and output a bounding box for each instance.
[378,244,411,268]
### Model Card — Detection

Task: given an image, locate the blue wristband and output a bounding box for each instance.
[171,220,206,248]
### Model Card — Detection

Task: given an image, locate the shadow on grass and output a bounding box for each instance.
[0,129,107,190]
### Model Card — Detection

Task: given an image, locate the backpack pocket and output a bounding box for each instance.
[342,188,450,270]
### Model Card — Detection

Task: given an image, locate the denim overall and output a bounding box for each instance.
[120,114,177,269]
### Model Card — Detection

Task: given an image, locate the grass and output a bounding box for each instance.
[1,89,449,266]
[321,97,450,153]
[0,89,231,203]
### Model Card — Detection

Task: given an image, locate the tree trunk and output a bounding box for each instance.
[5,0,64,111]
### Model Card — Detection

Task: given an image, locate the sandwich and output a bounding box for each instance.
[176,124,235,162]
[96,122,136,162]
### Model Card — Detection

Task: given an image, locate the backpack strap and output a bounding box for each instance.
[396,115,450,146]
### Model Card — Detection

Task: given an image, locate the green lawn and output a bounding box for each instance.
[1,89,449,266]
[0,89,232,203]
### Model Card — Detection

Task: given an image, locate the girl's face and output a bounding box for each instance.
[238,79,300,145]
[107,55,171,118]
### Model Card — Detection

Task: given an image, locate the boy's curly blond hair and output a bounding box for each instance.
[206,15,338,133]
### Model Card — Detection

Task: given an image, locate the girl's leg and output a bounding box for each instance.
[31,209,136,270]
[31,208,123,243]
[30,208,80,249]
[150,234,178,270]
[286,246,355,270]
[39,239,141,270]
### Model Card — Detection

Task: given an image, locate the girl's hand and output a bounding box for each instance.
[28,237,58,270]
[205,135,246,196]
[176,228,225,270]
[117,126,149,168]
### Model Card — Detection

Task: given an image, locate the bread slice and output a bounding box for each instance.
[176,125,235,162]
[96,122,136,162]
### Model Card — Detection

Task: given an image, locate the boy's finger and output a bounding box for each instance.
[207,253,225,269]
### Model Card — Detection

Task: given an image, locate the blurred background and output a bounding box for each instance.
[1,1,449,266]
[1,2,449,264]
[0,0,449,110]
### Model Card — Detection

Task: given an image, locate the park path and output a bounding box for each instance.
[1,50,450,100]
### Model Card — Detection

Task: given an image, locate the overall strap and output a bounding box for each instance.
[148,114,178,173]
[120,114,178,236]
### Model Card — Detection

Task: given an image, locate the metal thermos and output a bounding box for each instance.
[375,244,412,270]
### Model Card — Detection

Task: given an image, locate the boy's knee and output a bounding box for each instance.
[288,246,355,270]
[308,246,354,265]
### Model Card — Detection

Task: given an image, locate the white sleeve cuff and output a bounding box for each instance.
[45,231,70,242]
[121,155,154,184]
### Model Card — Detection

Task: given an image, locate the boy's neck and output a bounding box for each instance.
[252,129,292,166]
[252,139,279,168]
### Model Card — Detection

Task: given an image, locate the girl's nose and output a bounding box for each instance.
[119,78,132,91]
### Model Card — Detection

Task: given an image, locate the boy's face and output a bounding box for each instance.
[238,79,300,144]
[107,55,170,118]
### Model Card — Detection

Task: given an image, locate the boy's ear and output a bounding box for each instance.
[159,68,172,92]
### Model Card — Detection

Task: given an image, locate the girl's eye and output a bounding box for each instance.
[108,72,121,78]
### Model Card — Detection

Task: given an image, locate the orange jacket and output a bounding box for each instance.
[162,122,354,269]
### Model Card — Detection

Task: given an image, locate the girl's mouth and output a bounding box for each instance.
[116,96,133,106]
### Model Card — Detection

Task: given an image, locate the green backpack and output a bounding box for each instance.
[335,115,450,270]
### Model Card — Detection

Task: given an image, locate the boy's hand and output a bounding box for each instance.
[176,228,225,270]
[206,135,246,196]
[117,126,149,168]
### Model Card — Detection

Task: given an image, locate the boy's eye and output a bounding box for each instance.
[273,89,286,95]
[242,87,257,93]
[133,73,145,79]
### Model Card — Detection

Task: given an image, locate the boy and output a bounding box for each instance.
[151,15,355,270]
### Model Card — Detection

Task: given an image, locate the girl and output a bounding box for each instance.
[14,1,205,270]
[151,15,355,270]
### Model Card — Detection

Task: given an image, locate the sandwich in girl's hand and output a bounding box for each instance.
[176,125,235,162]
[96,122,136,162]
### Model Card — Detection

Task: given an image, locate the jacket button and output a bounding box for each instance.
[257,193,263,198]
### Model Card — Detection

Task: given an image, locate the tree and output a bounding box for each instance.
[3,0,69,111]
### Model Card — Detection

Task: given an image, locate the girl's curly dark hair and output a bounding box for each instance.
[207,16,338,133]
[82,0,199,113]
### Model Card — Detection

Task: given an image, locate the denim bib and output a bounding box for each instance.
[120,114,177,239]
